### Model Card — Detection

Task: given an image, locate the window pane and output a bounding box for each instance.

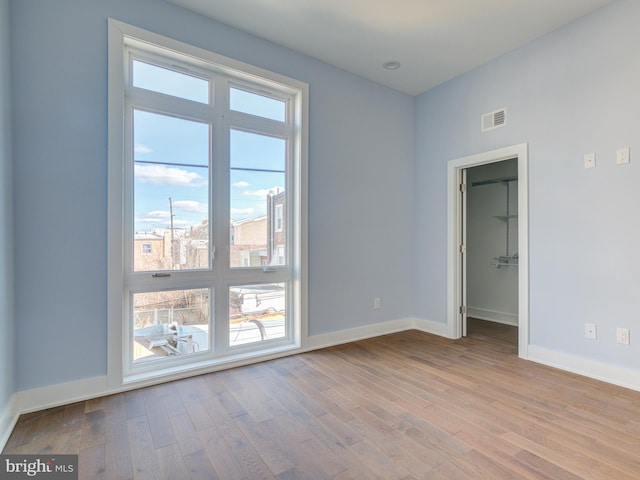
[229,284,285,346]
[134,110,209,166]
[133,288,210,364]
[230,87,285,122]
[230,170,285,268]
[133,110,210,271]
[230,129,286,268]
[230,130,285,171]
[132,60,209,104]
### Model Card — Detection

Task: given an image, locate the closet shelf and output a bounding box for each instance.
[494,215,518,223]
[491,263,519,268]
[492,255,519,269]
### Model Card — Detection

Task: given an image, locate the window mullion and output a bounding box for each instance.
[212,79,230,355]
[125,89,215,122]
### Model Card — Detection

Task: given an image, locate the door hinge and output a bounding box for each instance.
[459,305,467,315]
[459,183,467,193]
[459,244,466,254]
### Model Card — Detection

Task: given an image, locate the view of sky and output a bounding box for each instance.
[131,60,287,234]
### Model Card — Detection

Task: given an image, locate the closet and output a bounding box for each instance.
[466,159,518,327]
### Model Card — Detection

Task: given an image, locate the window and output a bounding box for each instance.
[275,204,283,232]
[108,20,307,384]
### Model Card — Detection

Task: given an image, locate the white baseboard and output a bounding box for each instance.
[527,345,640,393]
[413,317,451,337]
[16,376,109,415]
[305,317,451,349]
[0,377,111,452]
[0,394,19,451]
[306,317,414,350]
[467,307,518,326]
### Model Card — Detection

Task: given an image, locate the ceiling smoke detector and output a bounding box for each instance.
[383,61,401,70]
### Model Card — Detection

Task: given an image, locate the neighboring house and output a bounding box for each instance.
[267,190,286,265]
[230,190,286,267]
[136,197,284,271]
[133,232,168,271]
[135,222,210,271]
[182,220,209,270]
[230,215,268,267]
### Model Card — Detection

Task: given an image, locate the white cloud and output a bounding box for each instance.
[232,181,250,188]
[231,208,254,216]
[134,144,153,154]
[242,187,283,197]
[135,164,205,187]
[174,200,208,213]
[137,210,171,223]
[147,210,171,217]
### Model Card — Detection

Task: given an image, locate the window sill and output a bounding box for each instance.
[121,342,302,387]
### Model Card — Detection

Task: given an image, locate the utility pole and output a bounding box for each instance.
[169,196,176,269]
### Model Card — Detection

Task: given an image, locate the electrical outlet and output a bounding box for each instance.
[617,328,630,345]
[585,323,597,339]
[374,297,381,309]
[584,153,596,169]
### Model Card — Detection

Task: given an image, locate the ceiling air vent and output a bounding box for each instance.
[481,108,506,132]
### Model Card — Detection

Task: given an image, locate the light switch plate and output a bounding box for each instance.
[617,327,630,345]
[584,153,596,169]
[616,147,630,165]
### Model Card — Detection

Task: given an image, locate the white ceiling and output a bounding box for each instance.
[167,0,616,95]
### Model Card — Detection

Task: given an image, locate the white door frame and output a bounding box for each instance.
[446,143,529,358]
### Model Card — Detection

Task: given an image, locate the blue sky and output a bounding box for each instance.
[132,60,287,234]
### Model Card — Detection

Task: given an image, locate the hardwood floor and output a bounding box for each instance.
[5,319,640,479]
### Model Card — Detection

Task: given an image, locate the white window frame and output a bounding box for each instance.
[108,19,308,389]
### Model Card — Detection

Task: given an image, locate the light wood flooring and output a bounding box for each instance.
[4,319,640,479]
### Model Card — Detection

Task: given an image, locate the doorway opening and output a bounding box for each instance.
[447,143,529,359]
[466,159,518,345]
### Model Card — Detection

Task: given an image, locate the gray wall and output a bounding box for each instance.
[466,160,518,324]
[414,0,640,368]
[0,0,15,409]
[10,0,415,390]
